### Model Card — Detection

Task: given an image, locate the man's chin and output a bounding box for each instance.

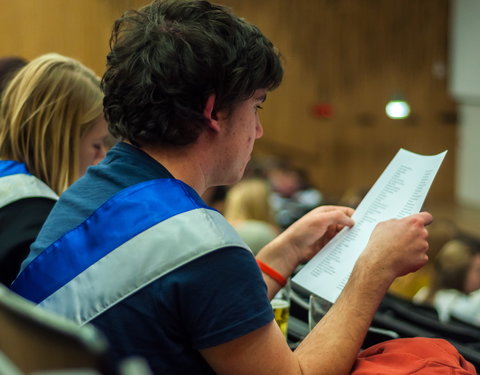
[227,172,245,186]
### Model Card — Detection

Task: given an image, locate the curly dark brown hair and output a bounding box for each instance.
[102,0,283,147]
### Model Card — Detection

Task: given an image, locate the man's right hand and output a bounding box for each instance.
[358,211,433,285]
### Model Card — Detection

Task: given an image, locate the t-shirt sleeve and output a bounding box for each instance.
[158,246,274,349]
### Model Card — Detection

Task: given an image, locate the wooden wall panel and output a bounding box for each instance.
[221,0,457,204]
[1,1,109,74]
[0,0,150,74]
[0,0,456,204]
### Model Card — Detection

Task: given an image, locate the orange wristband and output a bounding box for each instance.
[256,259,287,287]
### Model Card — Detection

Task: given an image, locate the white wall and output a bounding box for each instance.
[450,0,480,208]
[457,105,480,207]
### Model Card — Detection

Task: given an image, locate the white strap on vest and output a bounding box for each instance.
[0,174,58,208]
[40,208,251,324]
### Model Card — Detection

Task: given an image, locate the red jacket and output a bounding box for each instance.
[352,338,476,375]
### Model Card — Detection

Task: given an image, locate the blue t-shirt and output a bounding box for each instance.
[23,142,274,374]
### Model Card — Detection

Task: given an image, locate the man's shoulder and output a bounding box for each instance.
[89,246,262,328]
[35,144,172,248]
[92,244,268,324]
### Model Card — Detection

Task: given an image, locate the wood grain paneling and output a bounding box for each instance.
[0,0,456,203]
[220,0,456,204]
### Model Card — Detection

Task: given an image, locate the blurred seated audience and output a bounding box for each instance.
[413,237,480,326]
[0,56,27,95]
[0,53,108,285]
[389,218,458,299]
[224,178,279,254]
[265,159,323,229]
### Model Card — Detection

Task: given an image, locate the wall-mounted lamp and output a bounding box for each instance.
[385,94,410,119]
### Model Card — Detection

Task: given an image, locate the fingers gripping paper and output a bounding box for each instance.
[292,148,447,303]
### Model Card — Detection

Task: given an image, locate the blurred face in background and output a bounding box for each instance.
[269,169,301,198]
[464,253,480,294]
[78,115,109,176]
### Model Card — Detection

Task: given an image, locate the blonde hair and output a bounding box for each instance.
[224,178,276,225]
[0,53,103,194]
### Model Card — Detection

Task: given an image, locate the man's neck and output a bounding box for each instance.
[138,141,210,196]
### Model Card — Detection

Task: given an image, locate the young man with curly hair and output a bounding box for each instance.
[12,1,433,374]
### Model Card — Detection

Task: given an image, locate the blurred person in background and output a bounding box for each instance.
[413,237,480,326]
[266,160,323,229]
[224,177,279,254]
[0,53,108,285]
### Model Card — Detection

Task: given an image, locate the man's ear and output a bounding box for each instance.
[203,94,220,132]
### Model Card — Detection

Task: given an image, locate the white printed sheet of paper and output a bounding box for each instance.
[291,148,447,303]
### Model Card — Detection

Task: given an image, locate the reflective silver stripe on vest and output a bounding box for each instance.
[0,174,58,208]
[39,207,251,325]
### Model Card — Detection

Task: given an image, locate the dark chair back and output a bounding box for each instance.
[0,284,118,374]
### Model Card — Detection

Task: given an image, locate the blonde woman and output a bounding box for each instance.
[0,53,108,285]
[224,177,279,254]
